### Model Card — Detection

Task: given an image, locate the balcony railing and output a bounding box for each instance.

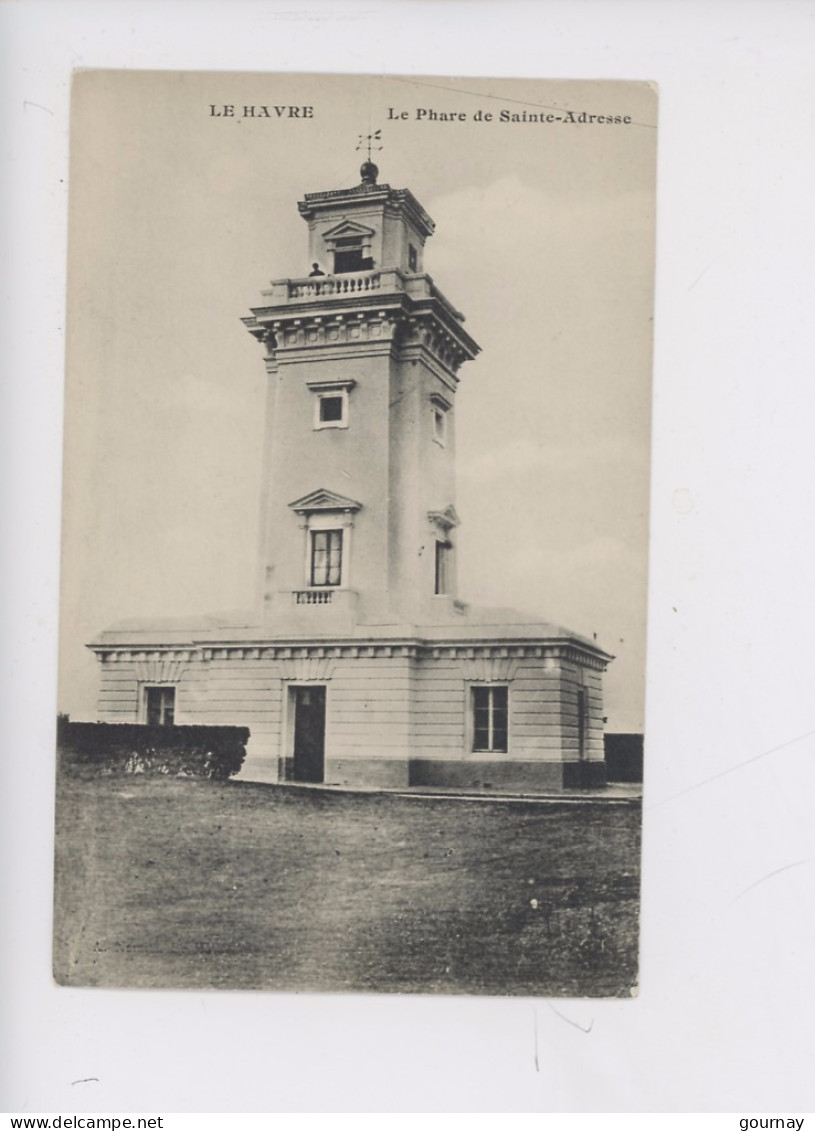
[288,273,382,299]
[261,268,462,317]
[293,589,334,605]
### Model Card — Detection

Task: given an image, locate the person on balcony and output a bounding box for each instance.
[309,263,325,277]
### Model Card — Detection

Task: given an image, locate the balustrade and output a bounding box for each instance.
[293,590,334,605]
[288,272,382,299]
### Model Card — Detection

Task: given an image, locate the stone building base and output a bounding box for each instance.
[240,754,608,792]
[408,757,607,792]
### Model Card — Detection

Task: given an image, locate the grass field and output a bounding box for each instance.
[53,773,641,997]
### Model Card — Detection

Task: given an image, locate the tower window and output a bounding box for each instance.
[310,529,343,587]
[434,540,451,595]
[577,688,587,757]
[312,386,351,430]
[472,686,509,753]
[144,685,175,726]
[429,393,451,445]
[332,237,373,274]
[432,407,447,445]
[408,243,418,271]
[319,395,344,424]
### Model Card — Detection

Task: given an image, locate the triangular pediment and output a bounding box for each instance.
[428,504,460,531]
[289,488,363,514]
[321,219,376,241]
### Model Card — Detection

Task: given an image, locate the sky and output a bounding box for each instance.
[59,71,656,731]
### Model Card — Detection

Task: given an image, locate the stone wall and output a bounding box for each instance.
[96,641,608,791]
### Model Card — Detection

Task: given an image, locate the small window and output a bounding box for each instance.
[313,388,349,429]
[434,540,451,595]
[577,688,587,757]
[319,395,344,424]
[472,686,508,753]
[408,243,418,271]
[310,529,343,587]
[145,685,175,726]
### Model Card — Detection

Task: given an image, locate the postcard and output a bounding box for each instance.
[54,71,656,996]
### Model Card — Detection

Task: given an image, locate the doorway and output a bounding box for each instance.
[291,685,326,783]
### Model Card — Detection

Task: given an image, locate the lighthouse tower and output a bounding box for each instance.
[91,161,611,791]
[243,160,479,636]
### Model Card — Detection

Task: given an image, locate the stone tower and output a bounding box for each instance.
[243,161,479,636]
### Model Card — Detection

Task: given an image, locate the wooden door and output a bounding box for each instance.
[292,686,326,783]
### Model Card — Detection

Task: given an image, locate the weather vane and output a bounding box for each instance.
[356,129,383,163]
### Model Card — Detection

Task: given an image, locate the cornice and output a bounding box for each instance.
[298,184,435,239]
[395,316,473,376]
[243,301,477,378]
[305,378,357,393]
[90,637,612,669]
[244,270,480,366]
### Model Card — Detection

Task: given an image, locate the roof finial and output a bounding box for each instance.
[356,129,382,185]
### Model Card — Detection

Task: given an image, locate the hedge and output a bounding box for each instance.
[604,733,644,783]
[57,718,249,780]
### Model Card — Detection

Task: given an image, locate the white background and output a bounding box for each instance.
[1,0,814,1115]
